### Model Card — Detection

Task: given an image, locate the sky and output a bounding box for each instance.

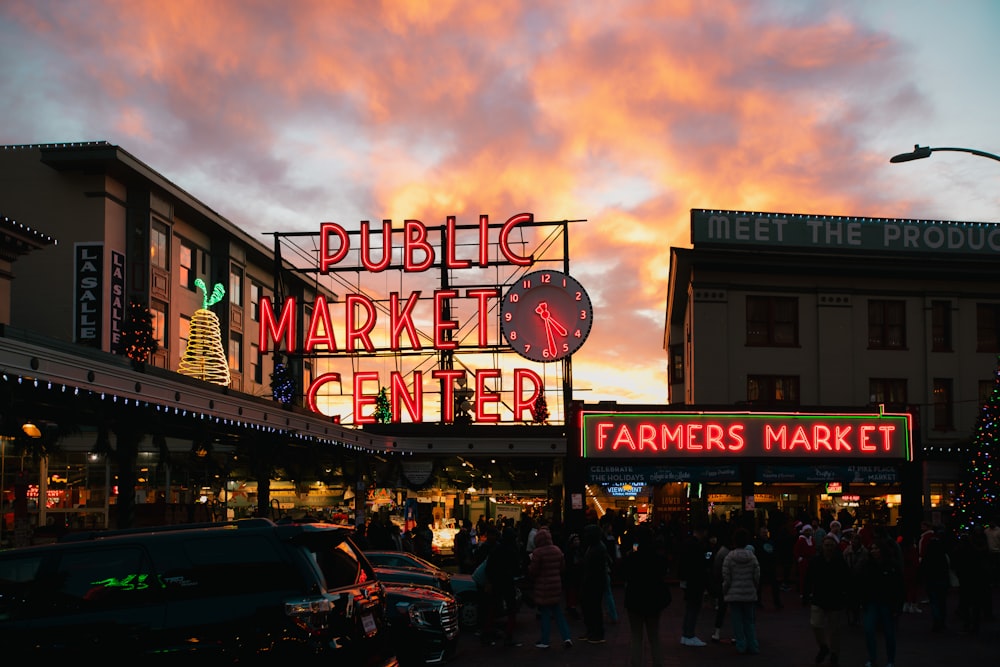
[2,0,999,412]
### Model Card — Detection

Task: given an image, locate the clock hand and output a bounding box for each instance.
[535,302,568,356]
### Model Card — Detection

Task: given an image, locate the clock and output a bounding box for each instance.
[500,269,594,362]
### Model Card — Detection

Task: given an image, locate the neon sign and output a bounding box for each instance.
[261,213,589,424]
[581,411,912,461]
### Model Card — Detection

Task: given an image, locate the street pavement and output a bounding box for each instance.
[449,583,998,667]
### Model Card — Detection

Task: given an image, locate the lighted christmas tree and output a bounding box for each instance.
[178,279,231,386]
[532,387,550,424]
[119,301,158,368]
[952,354,1000,529]
[374,386,392,423]
[270,356,295,406]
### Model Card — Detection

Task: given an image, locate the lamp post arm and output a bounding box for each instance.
[890,144,1000,163]
[927,146,1000,163]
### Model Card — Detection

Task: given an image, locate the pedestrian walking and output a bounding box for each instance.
[678,521,712,647]
[859,537,905,667]
[722,527,761,655]
[794,523,817,604]
[918,526,950,632]
[622,524,670,667]
[752,525,783,609]
[804,534,850,666]
[710,531,731,643]
[486,526,524,647]
[580,523,608,643]
[527,527,573,649]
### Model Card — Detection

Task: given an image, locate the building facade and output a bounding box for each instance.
[0,142,568,546]
[659,208,1000,534]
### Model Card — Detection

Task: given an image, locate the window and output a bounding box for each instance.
[669,344,683,383]
[179,239,197,291]
[980,380,995,405]
[250,281,265,322]
[150,301,167,349]
[250,341,262,384]
[230,264,244,307]
[229,333,243,373]
[869,378,907,407]
[868,300,906,349]
[747,375,799,406]
[179,314,191,352]
[931,300,952,352]
[976,303,1000,352]
[150,220,169,269]
[932,378,954,430]
[746,296,798,346]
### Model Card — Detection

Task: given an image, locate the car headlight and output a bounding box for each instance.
[396,600,441,628]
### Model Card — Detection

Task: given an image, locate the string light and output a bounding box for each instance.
[178,279,231,387]
[952,354,1000,529]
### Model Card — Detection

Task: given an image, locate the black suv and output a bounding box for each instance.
[0,518,399,665]
[381,581,460,665]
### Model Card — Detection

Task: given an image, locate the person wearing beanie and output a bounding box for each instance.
[723,527,761,655]
[527,528,573,649]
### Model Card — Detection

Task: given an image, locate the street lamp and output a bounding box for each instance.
[889,144,1000,164]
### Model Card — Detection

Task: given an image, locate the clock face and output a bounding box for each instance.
[500,270,594,362]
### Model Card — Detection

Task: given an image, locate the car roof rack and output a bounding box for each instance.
[57,517,277,542]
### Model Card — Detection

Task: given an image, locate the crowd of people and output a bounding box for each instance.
[353,508,1000,667]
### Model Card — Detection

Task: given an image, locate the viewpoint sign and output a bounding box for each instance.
[580,411,912,461]
[691,209,1000,256]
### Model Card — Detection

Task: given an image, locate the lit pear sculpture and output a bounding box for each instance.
[178,278,231,386]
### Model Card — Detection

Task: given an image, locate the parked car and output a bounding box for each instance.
[367,551,480,629]
[0,518,399,665]
[382,581,460,665]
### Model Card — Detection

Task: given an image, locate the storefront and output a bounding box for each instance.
[577,406,918,536]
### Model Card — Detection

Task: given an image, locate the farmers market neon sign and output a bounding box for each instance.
[581,411,912,461]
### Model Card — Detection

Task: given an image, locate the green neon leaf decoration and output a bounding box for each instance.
[194,278,227,309]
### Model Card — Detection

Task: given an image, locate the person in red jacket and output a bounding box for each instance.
[794,524,817,603]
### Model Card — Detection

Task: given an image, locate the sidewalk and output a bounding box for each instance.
[452,584,998,667]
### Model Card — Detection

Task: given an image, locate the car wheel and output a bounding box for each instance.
[458,593,479,629]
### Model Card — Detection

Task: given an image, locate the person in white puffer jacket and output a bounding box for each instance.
[722,527,761,655]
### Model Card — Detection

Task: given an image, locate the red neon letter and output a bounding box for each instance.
[404,219,433,272]
[467,288,499,346]
[637,423,658,451]
[361,220,392,272]
[513,368,543,421]
[346,294,376,352]
[390,370,422,423]
[474,369,501,423]
[612,424,638,452]
[389,291,422,350]
[432,369,464,423]
[319,222,349,273]
[728,424,746,451]
[813,424,833,451]
[499,212,533,266]
[686,424,704,450]
[859,425,876,452]
[444,216,472,269]
[595,422,613,451]
[878,425,896,451]
[434,290,459,349]
[478,214,490,267]
[353,371,379,425]
[307,372,341,422]
[304,295,338,352]
[259,296,296,354]
[764,424,785,451]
